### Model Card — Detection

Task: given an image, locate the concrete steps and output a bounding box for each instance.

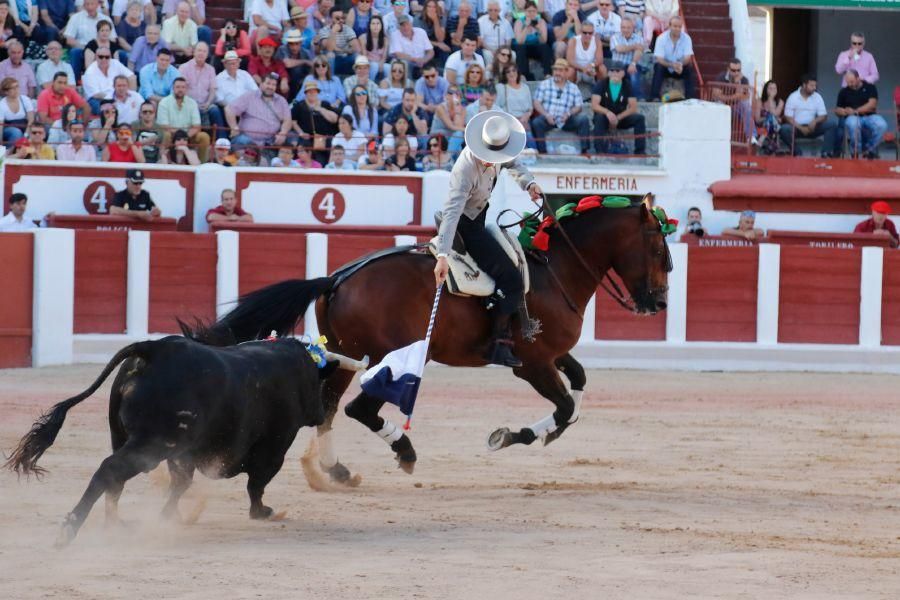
[680,0,735,83]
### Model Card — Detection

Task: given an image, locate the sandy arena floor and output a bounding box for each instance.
[1,364,899,599]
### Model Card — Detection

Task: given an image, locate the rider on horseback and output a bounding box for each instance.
[433,111,543,368]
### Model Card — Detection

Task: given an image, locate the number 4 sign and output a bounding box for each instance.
[311,187,346,223]
[82,181,117,214]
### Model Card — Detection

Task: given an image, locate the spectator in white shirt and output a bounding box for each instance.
[478,1,514,65]
[55,119,97,161]
[36,41,76,90]
[210,50,257,139]
[250,0,290,39]
[109,74,143,123]
[779,73,838,157]
[0,193,41,232]
[82,51,135,114]
[389,14,433,78]
[444,35,485,85]
[587,0,620,58]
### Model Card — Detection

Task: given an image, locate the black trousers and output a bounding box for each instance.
[456,208,523,316]
[593,112,647,154]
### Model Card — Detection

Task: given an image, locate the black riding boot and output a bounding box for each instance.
[485,312,522,368]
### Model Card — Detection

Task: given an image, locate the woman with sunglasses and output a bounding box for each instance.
[378,59,411,113]
[301,59,347,107]
[429,85,464,152]
[214,20,251,68]
[459,63,485,105]
[384,137,417,171]
[488,46,513,84]
[359,15,390,81]
[0,77,32,148]
[382,115,418,158]
[102,122,145,163]
[415,0,448,67]
[495,63,536,148]
[341,84,379,139]
[421,133,452,171]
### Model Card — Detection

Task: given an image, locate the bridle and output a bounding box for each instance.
[500,195,671,314]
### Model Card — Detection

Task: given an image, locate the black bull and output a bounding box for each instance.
[4,336,339,547]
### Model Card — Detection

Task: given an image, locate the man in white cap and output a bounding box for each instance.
[212,50,258,140]
[279,28,314,100]
[343,55,379,107]
[434,110,543,368]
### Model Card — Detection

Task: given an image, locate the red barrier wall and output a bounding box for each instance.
[74,230,127,334]
[778,247,861,344]
[686,246,758,342]
[0,234,32,367]
[881,252,900,345]
[239,233,307,296]
[149,233,217,333]
[594,275,667,341]
[327,234,398,273]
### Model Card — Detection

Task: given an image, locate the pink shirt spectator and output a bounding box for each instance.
[56,142,97,162]
[214,30,252,58]
[835,49,879,86]
[227,89,291,144]
[0,59,37,97]
[179,60,217,107]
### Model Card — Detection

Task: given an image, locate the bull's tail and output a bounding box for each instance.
[181,277,335,345]
[4,343,145,477]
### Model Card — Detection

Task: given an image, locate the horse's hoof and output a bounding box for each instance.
[487,427,513,451]
[269,511,288,521]
[543,424,568,447]
[250,505,274,520]
[397,458,416,474]
[326,461,352,484]
[55,523,76,549]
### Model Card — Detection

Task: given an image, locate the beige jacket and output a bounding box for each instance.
[436,146,535,256]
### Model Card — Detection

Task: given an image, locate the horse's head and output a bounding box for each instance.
[606,194,672,315]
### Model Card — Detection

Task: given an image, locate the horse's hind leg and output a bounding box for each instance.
[316,367,357,484]
[345,392,417,474]
[59,440,164,547]
[555,353,586,424]
[160,459,195,520]
[488,363,575,450]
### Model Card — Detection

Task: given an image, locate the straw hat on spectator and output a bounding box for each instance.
[304,80,320,93]
[285,30,303,44]
[223,50,240,62]
[552,58,569,71]
[290,6,306,18]
[464,110,526,164]
[354,55,370,67]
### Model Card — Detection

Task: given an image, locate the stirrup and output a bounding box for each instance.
[485,339,522,368]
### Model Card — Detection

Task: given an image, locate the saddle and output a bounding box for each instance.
[428,211,531,298]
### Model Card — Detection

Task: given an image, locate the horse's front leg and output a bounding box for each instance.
[344,392,417,474]
[554,352,586,426]
[487,362,576,451]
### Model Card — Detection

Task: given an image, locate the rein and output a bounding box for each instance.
[536,195,636,312]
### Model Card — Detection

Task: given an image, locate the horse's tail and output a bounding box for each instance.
[181,277,336,345]
[4,342,146,478]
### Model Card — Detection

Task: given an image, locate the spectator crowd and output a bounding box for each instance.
[0,0,702,168]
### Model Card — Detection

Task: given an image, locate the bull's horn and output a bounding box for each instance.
[324,352,370,372]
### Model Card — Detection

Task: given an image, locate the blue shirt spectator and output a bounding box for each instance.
[128,28,170,74]
[300,73,347,106]
[139,61,180,101]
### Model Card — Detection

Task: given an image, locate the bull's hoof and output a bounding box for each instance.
[487,427,514,451]
[249,505,274,520]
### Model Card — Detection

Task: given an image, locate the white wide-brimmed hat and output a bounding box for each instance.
[464,110,527,164]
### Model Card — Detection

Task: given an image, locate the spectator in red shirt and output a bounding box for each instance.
[854,200,898,247]
[248,37,290,97]
[36,72,88,124]
[206,188,253,223]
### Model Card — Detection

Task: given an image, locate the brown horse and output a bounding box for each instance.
[184,196,671,484]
